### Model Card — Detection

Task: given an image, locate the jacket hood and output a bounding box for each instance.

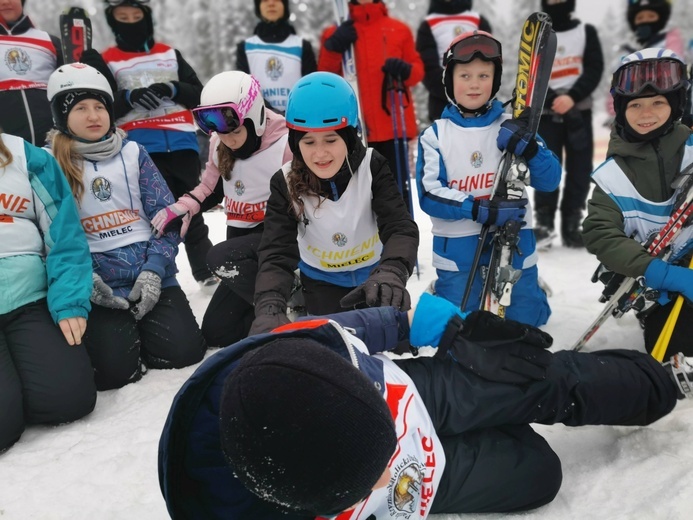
[350,1,387,24]
[257,109,289,155]
[606,123,691,161]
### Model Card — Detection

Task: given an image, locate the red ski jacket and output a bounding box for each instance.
[318,2,423,143]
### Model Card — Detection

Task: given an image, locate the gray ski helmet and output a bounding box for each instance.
[47,63,115,135]
[443,30,502,108]
[626,0,671,33]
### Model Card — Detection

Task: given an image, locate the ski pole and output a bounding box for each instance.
[393,76,419,279]
[651,256,693,361]
[385,74,404,197]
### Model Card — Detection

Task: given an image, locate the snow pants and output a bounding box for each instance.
[396,348,677,514]
[0,300,96,452]
[150,150,214,282]
[83,286,206,390]
[202,227,261,349]
[433,233,551,327]
[535,111,594,217]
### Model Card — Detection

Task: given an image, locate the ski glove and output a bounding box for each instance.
[324,20,357,54]
[382,58,412,81]
[148,82,176,100]
[151,202,191,238]
[340,262,411,311]
[472,197,528,227]
[91,272,130,310]
[437,310,554,385]
[127,270,161,320]
[497,108,539,159]
[128,88,163,111]
[644,259,693,303]
[249,291,291,336]
[410,293,467,347]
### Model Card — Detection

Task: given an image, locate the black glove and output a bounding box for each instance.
[437,311,554,384]
[340,263,411,311]
[249,291,291,336]
[324,20,357,54]
[497,108,539,159]
[149,82,176,100]
[381,58,412,81]
[472,197,527,227]
[128,87,163,110]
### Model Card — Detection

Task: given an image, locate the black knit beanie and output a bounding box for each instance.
[254,0,290,21]
[219,338,397,516]
[429,0,472,15]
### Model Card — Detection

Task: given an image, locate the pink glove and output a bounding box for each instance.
[151,202,191,238]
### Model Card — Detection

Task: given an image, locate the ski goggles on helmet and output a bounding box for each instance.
[192,103,244,135]
[445,32,502,66]
[612,58,687,97]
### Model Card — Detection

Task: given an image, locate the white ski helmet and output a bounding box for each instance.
[47,63,115,135]
[196,71,266,137]
[611,47,689,122]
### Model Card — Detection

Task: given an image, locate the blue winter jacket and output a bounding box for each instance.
[158,307,408,520]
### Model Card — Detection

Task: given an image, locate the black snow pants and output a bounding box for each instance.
[202,226,263,348]
[150,150,214,282]
[83,286,206,391]
[534,110,594,216]
[396,348,678,514]
[0,300,96,452]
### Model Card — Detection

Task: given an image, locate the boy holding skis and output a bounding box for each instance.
[583,48,693,359]
[416,31,561,326]
[159,293,692,518]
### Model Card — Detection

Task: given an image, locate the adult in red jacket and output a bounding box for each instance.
[319,0,423,214]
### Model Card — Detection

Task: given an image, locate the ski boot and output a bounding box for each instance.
[561,211,585,249]
[534,209,557,251]
[662,352,693,399]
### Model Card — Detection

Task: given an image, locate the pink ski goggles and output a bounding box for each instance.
[192,78,260,135]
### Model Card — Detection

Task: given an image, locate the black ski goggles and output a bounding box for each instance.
[612,58,687,97]
[445,33,502,66]
[192,103,243,135]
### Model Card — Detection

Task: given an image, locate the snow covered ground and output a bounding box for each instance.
[1,129,693,519]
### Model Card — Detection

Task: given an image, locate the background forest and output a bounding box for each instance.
[26,0,693,132]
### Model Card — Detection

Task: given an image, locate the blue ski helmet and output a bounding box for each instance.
[285,72,358,132]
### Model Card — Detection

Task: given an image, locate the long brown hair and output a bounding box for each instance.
[216,140,237,181]
[49,131,86,203]
[285,155,328,220]
[0,134,12,169]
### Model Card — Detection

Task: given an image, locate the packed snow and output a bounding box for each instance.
[1,125,692,520]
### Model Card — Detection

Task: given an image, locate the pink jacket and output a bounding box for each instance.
[179,110,293,216]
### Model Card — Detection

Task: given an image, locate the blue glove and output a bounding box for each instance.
[324,20,357,53]
[497,109,538,159]
[472,197,527,227]
[128,88,162,110]
[382,58,412,81]
[644,259,693,302]
[410,293,467,347]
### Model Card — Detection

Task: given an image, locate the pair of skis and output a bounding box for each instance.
[460,12,557,316]
[572,166,693,352]
[59,7,92,64]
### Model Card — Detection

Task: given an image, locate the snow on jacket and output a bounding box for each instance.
[0,134,91,322]
[254,143,419,302]
[0,15,62,146]
[158,306,444,520]
[583,124,693,278]
[178,110,292,227]
[318,2,423,143]
[57,139,181,297]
